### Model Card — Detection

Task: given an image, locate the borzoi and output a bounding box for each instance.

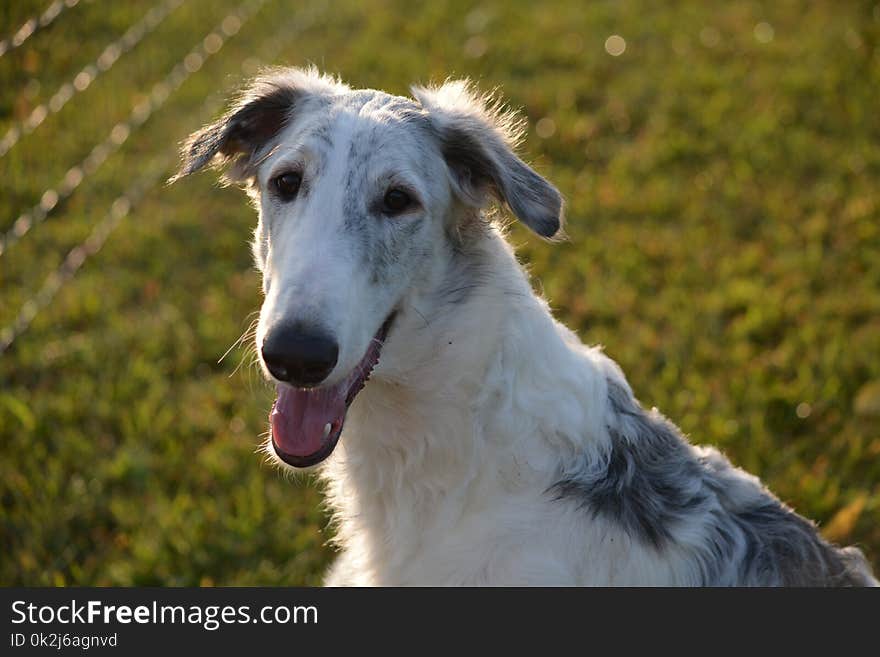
[173,67,877,586]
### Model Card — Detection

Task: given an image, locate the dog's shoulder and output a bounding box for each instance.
[552,368,878,586]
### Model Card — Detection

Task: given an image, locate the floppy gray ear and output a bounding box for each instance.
[412,80,563,238]
[171,67,346,183]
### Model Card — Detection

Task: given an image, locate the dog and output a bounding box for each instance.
[173,67,877,586]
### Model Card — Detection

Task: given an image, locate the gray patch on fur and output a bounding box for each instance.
[553,379,878,586]
[311,119,335,151]
[554,380,708,548]
[699,453,876,586]
[435,244,488,307]
[342,129,376,233]
[336,102,430,286]
[340,126,384,283]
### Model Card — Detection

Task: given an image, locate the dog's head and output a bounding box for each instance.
[173,67,563,467]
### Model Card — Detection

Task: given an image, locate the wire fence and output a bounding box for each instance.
[0,0,269,259]
[0,0,325,354]
[0,0,85,58]
[0,0,185,159]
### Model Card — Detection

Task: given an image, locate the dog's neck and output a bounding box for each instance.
[319,226,611,581]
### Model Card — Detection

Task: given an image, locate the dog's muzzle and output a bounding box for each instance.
[268,312,396,467]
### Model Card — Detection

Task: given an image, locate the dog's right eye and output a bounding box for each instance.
[272,172,302,201]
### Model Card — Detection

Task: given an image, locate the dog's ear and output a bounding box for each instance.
[170,68,345,183]
[412,80,563,239]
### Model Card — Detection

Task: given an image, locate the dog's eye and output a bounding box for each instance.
[272,172,302,201]
[382,188,414,216]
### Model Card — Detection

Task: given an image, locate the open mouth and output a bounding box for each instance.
[269,313,395,467]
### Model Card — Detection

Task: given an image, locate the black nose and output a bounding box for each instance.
[261,323,339,387]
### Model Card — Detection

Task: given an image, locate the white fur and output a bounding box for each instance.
[320,234,680,585]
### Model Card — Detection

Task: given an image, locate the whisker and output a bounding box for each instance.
[233,347,261,378]
[219,316,259,364]
[229,343,256,377]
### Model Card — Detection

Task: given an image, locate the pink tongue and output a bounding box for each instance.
[270,382,347,458]
[268,325,387,462]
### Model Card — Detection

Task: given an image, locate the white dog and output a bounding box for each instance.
[174,67,877,586]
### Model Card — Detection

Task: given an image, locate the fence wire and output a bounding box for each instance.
[0,0,85,58]
[0,0,270,259]
[0,0,325,355]
[0,0,185,159]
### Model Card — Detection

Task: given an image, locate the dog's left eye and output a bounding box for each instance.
[272,172,302,201]
[382,188,414,216]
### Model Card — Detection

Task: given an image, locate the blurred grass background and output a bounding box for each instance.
[1,0,878,585]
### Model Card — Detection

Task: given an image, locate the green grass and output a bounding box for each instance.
[1,0,878,585]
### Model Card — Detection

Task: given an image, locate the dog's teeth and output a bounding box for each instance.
[323,423,332,438]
